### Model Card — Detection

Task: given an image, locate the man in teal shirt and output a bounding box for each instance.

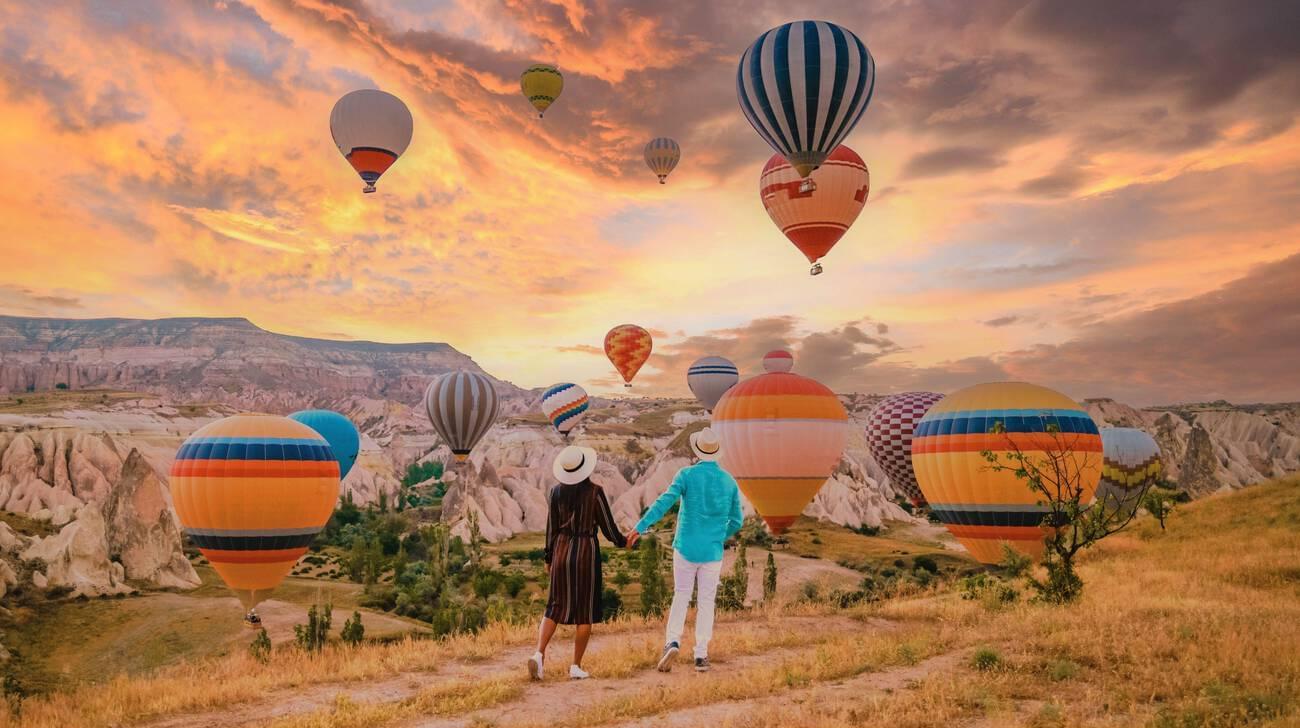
[627,427,744,672]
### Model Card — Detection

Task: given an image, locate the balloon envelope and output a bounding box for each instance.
[289,410,361,480]
[605,324,653,387]
[170,414,339,609]
[864,392,944,507]
[912,382,1102,564]
[541,382,590,435]
[762,350,794,373]
[1097,427,1163,516]
[424,371,500,463]
[712,365,847,533]
[737,21,876,178]
[687,356,739,412]
[330,89,413,193]
[521,64,564,117]
[644,137,681,183]
[761,145,869,270]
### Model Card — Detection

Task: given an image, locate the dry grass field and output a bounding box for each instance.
[3,477,1296,728]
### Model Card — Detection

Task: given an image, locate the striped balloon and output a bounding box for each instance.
[760,145,869,274]
[424,370,500,463]
[687,356,739,413]
[330,89,413,194]
[644,137,681,183]
[170,414,339,610]
[521,64,563,118]
[712,363,848,534]
[864,391,944,507]
[737,21,876,180]
[762,349,794,373]
[605,324,653,387]
[912,382,1102,564]
[1097,427,1163,516]
[541,382,590,436]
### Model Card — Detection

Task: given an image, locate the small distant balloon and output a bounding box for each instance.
[605,324,653,387]
[687,356,739,413]
[521,64,564,118]
[289,409,361,480]
[424,371,500,463]
[541,382,590,436]
[762,350,794,373]
[644,137,681,184]
[330,89,413,194]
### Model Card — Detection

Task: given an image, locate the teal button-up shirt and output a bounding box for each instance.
[634,461,744,563]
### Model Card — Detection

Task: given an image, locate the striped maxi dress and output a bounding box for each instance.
[544,480,627,625]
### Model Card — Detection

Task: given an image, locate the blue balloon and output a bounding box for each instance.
[288,410,360,480]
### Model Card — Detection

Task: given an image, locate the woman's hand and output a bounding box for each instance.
[625,529,641,548]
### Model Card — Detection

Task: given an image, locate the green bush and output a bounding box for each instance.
[249,629,271,663]
[971,647,1002,671]
[503,572,527,598]
[340,611,365,646]
[913,555,940,574]
[293,601,333,653]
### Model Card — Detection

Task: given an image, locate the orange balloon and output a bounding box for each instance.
[604,324,652,387]
[760,145,869,275]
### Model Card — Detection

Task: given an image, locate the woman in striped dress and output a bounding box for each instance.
[529,446,630,681]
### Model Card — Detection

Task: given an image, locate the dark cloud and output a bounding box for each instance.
[984,315,1019,327]
[0,29,147,131]
[901,146,1005,179]
[1017,164,1096,198]
[997,252,1300,405]
[0,286,83,314]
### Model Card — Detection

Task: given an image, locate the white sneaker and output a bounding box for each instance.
[569,664,589,680]
[528,652,544,681]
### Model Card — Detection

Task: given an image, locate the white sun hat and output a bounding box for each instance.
[690,427,722,462]
[553,445,599,485]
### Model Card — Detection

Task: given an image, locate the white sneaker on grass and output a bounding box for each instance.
[528,652,544,681]
[657,642,680,672]
[569,664,590,680]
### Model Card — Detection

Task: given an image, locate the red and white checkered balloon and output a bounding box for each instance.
[865,391,944,507]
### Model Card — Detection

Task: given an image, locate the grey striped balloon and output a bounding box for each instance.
[736,21,876,179]
[423,370,500,463]
[644,137,680,183]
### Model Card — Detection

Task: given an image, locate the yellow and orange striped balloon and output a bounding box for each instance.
[170,414,340,609]
[604,324,652,387]
[912,382,1102,564]
[712,364,847,533]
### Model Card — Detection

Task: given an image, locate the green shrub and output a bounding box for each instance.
[249,629,271,663]
[293,601,333,653]
[340,611,365,646]
[971,647,1002,671]
[1047,659,1078,682]
[503,572,527,598]
[913,555,939,574]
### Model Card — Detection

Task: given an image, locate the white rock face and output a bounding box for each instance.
[104,451,200,589]
[22,505,134,597]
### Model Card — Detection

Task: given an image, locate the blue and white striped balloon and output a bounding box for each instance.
[737,21,876,179]
[688,356,740,413]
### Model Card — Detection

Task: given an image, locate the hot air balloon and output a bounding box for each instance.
[424,370,500,463]
[541,382,590,437]
[605,324,652,388]
[712,353,847,533]
[170,414,339,621]
[762,349,794,373]
[644,137,681,184]
[912,382,1103,564]
[687,356,739,413]
[330,89,413,194]
[521,64,563,118]
[737,21,876,192]
[1097,427,1163,516]
[289,410,361,481]
[865,392,944,508]
[761,145,869,275]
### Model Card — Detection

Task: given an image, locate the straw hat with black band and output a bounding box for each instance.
[689,427,722,462]
[553,445,599,484]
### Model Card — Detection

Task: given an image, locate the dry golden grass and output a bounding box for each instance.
[6,477,1297,728]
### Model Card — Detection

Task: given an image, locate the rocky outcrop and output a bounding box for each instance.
[103,451,199,589]
[21,505,134,597]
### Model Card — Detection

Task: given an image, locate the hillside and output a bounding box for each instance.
[3,476,1295,727]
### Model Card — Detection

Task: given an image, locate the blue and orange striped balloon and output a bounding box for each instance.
[912,382,1102,564]
[170,414,339,609]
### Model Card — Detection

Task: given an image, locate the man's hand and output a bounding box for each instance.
[625,529,641,548]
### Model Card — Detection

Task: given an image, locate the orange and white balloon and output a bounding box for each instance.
[760,145,869,275]
[330,89,413,194]
[604,324,652,388]
[712,352,847,533]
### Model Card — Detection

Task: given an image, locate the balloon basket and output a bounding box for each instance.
[810,262,823,276]
[624,383,632,388]
[362,185,377,194]
[658,177,666,184]
[799,179,816,193]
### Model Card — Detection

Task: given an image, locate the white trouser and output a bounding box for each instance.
[665,550,723,659]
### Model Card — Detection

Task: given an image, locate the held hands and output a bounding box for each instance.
[625,529,641,549]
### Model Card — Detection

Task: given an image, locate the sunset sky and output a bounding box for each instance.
[2,0,1298,405]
